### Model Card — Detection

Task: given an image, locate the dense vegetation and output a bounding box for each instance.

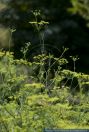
[0,50,89,131]
[0,0,89,132]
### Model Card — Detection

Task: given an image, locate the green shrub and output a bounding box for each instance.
[0,50,89,131]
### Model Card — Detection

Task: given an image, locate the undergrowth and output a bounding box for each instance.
[0,51,89,132]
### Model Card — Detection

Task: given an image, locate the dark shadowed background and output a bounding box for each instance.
[0,0,89,73]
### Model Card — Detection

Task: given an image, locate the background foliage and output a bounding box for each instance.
[0,0,89,73]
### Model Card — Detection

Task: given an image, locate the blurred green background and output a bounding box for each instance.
[0,0,89,73]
